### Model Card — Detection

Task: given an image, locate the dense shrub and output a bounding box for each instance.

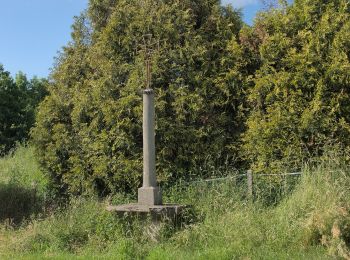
[32,0,246,196]
[31,0,350,196]
[242,0,350,173]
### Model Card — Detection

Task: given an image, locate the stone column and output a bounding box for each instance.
[138,89,162,205]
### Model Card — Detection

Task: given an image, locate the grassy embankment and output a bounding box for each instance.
[0,145,349,259]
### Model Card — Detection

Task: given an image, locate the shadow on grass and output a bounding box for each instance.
[0,183,43,225]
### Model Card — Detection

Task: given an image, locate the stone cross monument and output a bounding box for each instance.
[138,88,162,205]
[107,34,184,223]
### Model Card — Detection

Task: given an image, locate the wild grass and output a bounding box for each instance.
[0,145,48,190]
[0,145,48,225]
[0,146,349,259]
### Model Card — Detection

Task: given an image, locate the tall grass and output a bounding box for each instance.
[0,145,48,225]
[0,144,48,193]
[154,167,349,259]
[1,146,350,259]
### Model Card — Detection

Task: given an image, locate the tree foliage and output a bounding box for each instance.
[243,0,350,172]
[32,0,350,196]
[0,65,47,155]
[32,0,245,196]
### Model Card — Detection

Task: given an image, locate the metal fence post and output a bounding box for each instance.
[247,170,253,199]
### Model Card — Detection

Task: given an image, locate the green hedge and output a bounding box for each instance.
[32,0,246,196]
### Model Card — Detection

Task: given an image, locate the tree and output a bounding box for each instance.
[32,0,245,196]
[0,65,47,155]
[0,65,21,154]
[242,0,350,173]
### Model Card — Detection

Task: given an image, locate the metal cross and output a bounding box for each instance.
[135,34,161,89]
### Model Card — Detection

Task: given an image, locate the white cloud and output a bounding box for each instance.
[222,0,259,8]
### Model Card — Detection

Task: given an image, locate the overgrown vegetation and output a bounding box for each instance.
[29,0,350,198]
[1,146,350,259]
[243,0,350,173]
[1,0,350,258]
[0,145,48,225]
[31,0,248,197]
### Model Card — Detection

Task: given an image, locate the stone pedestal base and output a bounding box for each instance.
[107,203,187,241]
[138,186,162,205]
[107,203,185,222]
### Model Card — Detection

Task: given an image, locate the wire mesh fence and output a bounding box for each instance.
[163,169,304,206]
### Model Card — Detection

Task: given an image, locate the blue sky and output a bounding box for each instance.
[0,0,262,79]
